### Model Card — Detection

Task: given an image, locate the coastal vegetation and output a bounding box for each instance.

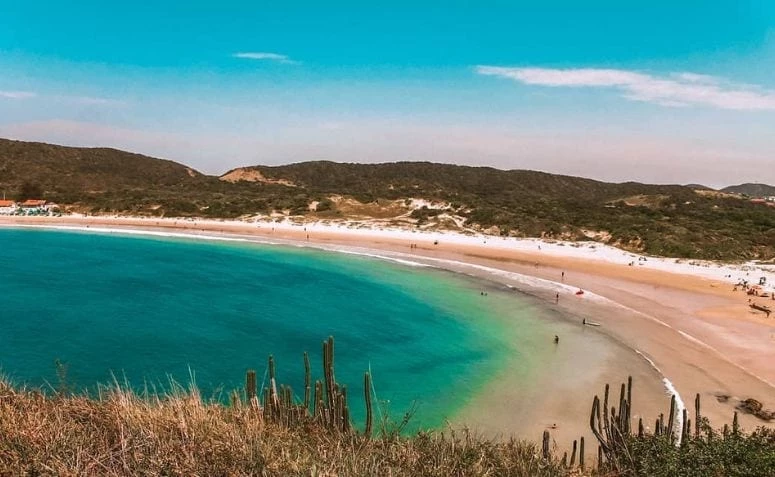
[721,183,775,197]
[2,138,774,261]
[0,337,773,475]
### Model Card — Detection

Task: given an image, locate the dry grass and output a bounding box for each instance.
[0,381,571,477]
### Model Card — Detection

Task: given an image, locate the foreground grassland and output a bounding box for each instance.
[1,339,773,476]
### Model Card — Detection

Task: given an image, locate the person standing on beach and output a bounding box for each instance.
[555,293,559,304]
[561,271,565,281]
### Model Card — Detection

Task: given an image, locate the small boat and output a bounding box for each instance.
[584,321,601,327]
[575,289,585,296]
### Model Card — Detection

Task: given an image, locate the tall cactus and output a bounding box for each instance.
[237,336,365,434]
[694,393,701,438]
[323,337,335,409]
[569,440,577,467]
[602,384,611,443]
[364,371,373,437]
[245,369,257,403]
[667,395,676,444]
[268,354,277,407]
[597,446,603,471]
[304,351,311,411]
[732,411,739,435]
[542,430,550,460]
[314,380,323,419]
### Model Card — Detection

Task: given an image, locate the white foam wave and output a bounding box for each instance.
[326,248,430,268]
[635,350,685,445]
[1,223,256,244]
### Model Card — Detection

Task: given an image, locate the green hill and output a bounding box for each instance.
[232,161,775,260]
[721,183,775,197]
[1,138,773,261]
[0,138,202,191]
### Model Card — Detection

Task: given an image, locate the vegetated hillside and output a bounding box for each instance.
[2,138,774,261]
[685,184,715,191]
[235,161,775,260]
[0,138,202,192]
[722,183,775,197]
[0,138,304,216]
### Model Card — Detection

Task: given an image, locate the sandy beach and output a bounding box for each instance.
[2,214,774,450]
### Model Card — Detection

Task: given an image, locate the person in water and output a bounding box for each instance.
[554,335,559,344]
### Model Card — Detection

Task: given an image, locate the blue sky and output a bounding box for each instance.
[1,1,774,186]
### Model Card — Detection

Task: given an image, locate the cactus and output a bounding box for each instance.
[284,385,293,407]
[659,413,665,435]
[314,380,323,419]
[732,411,739,435]
[590,396,608,454]
[542,430,550,460]
[597,446,603,470]
[618,383,625,426]
[341,385,349,432]
[364,372,373,437]
[602,384,610,442]
[694,393,701,438]
[569,439,577,467]
[235,336,371,435]
[684,418,691,445]
[304,351,311,411]
[590,378,685,469]
[667,395,676,443]
[245,369,257,403]
[323,338,336,409]
[268,354,278,409]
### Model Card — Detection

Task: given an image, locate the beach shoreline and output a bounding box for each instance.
[2,214,774,446]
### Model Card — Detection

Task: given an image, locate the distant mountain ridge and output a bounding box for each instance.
[684,184,715,191]
[1,138,774,261]
[721,183,775,197]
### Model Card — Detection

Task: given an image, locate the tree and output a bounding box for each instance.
[16,182,44,201]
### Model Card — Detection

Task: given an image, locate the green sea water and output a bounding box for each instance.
[0,227,547,429]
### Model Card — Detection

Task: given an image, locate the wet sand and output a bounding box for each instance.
[2,215,774,450]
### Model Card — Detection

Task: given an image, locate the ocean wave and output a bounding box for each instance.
[635,350,685,445]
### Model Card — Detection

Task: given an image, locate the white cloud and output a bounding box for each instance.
[0,90,123,105]
[232,52,299,65]
[0,90,36,99]
[476,66,775,111]
[60,95,127,106]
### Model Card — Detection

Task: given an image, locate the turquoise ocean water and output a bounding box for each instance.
[0,227,547,429]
